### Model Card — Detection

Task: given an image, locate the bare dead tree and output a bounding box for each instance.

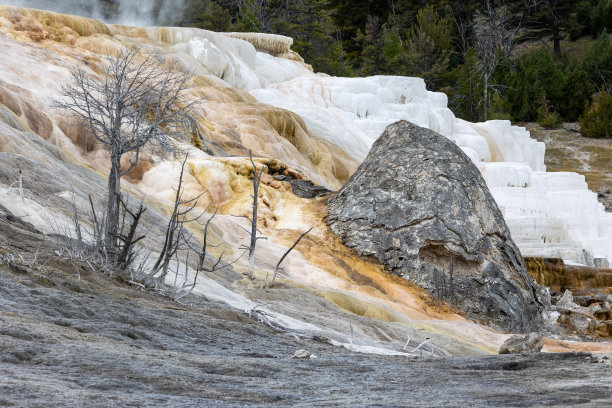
[69,191,83,246]
[56,48,195,263]
[63,190,148,277]
[264,227,312,288]
[145,156,204,288]
[7,166,25,202]
[185,208,222,294]
[140,156,241,299]
[194,207,219,277]
[174,207,244,301]
[241,150,267,280]
[88,194,106,247]
[472,0,529,120]
[115,196,147,270]
[450,0,474,56]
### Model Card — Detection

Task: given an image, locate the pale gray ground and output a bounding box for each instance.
[1,219,611,408]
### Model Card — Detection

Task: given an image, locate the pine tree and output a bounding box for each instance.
[521,0,575,58]
[452,48,482,121]
[287,0,336,73]
[584,29,612,93]
[179,0,231,31]
[404,4,452,89]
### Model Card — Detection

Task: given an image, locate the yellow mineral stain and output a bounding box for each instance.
[526,257,612,295]
[316,290,403,322]
[268,198,464,322]
[0,5,111,43]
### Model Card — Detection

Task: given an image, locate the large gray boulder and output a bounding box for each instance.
[327,121,544,332]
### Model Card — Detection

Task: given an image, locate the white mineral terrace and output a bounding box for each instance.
[169,28,609,266]
[1,11,610,266]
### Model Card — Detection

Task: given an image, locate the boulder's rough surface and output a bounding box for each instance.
[499,333,545,354]
[327,121,544,332]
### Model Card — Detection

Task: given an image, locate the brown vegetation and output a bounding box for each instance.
[526,123,612,210]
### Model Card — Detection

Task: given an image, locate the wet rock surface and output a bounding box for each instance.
[327,121,544,332]
[273,174,332,198]
[1,215,611,407]
[526,257,612,295]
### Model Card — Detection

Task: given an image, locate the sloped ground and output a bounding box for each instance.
[525,123,612,210]
[1,219,611,407]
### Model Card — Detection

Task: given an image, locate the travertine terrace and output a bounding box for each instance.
[0,5,611,358]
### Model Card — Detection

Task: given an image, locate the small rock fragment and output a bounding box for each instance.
[499,332,544,354]
[556,289,577,310]
[312,334,332,344]
[292,349,311,359]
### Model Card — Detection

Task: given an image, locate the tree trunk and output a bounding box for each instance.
[248,249,256,280]
[105,154,122,259]
[468,65,475,121]
[337,30,344,77]
[247,151,262,280]
[483,72,489,122]
[247,181,258,279]
[552,17,561,59]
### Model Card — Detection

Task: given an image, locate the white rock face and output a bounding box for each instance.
[143,27,313,90]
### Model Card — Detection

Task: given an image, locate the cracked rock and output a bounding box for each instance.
[327,121,544,332]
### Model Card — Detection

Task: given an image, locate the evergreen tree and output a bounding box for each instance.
[580,90,612,138]
[360,15,385,75]
[521,0,574,59]
[405,4,452,89]
[451,48,482,121]
[179,0,231,31]
[287,0,336,73]
[503,47,565,121]
[560,62,594,120]
[382,25,407,75]
[589,0,612,37]
[584,29,612,93]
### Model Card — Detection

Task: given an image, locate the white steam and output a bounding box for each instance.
[1,0,186,26]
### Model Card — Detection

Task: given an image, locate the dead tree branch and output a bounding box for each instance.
[265,227,312,288]
[146,155,203,287]
[247,149,266,280]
